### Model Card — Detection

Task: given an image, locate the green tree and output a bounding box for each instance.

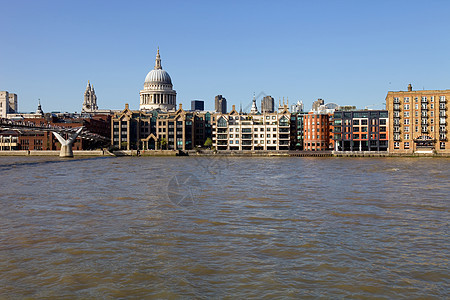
[159,138,167,150]
[204,137,212,149]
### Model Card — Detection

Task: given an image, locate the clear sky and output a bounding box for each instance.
[1,0,449,113]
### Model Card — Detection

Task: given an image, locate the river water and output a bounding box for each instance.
[0,156,448,298]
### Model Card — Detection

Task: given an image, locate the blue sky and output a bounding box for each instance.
[1,0,449,113]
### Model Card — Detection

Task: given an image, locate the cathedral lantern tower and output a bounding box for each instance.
[140,48,177,111]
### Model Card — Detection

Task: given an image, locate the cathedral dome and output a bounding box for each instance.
[140,48,177,112]
[145,69,172,85]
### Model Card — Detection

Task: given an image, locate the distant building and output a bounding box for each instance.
[386,84,450,154]
[250,94,258,114]
[0,91,11,118]
[191,100,204,111]
[333,110,389,152]
[311,99,324,112]
[8,93,17,113]
[140,48,177,111]
[82,81,98,113]
[261,96,274,113]
[215,95,227,114]
[291,100,304,113]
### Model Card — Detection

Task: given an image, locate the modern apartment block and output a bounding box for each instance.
[290,112,306,150]
[212,105,291,151]
[333,110,389,152]
[386,84,449,154]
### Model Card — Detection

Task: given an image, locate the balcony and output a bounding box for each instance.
[393,105,401,111]
[421,128,428,133]
[421,105,428,110]
[440,97,447,103]
[393,127,401,133]
[421,98,428,103]
[242,134,252,140]
[393,98,400,104]
[439,134,447,141]
[394,134,401,141]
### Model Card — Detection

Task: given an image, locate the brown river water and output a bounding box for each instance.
[0,156,448,298]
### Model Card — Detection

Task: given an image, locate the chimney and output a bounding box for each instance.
[125,103,129,109]
[408,83,412,92]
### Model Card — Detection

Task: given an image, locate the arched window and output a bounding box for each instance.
[217,117,228,127]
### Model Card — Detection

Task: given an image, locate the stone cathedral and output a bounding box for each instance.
[140,48,177,111]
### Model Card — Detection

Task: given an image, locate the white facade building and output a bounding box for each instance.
[212,105,291,151]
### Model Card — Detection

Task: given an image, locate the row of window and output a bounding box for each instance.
[394,96,446,103]
[393,141,446,149]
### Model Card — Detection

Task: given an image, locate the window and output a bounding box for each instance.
[229,128,233,132]
[404,134,409,140]
[440,142,445,149]
[404,111,410,117]
[229,140,233,144]
[404,142,410,149]
[415,104,419,110]
[404,104,410,110]
[394,142,400,149]
[404,119,410,125]
[404,126,409,132]
[380,119,386,125]
[353,120,360,125]
[229,134,233,138]
[404,97,410,103]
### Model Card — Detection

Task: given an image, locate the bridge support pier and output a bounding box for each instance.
[52,127,83,157]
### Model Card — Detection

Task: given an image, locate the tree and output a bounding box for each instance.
[204,137,212,149]
[159,138,167,150]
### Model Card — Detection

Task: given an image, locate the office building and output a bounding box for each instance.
[191,100,204,111]
[215,95,227,114]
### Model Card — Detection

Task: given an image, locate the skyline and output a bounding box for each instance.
[1,0,450,113]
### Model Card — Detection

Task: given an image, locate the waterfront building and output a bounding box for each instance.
[140,49,177,111]
[386,84,450,154]
[212,104,291,151]
[191,100,204,111]
[303,112,332,151]
[215,95,227,114]
[111,104,211,151]
[82,81,98,113]
[333,110,389,152]
[290,112,306,150]
[261,96,274,113]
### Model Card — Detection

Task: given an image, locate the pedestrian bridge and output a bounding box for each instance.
[0,118,109,157]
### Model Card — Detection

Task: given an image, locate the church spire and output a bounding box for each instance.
[154,47,162,70]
